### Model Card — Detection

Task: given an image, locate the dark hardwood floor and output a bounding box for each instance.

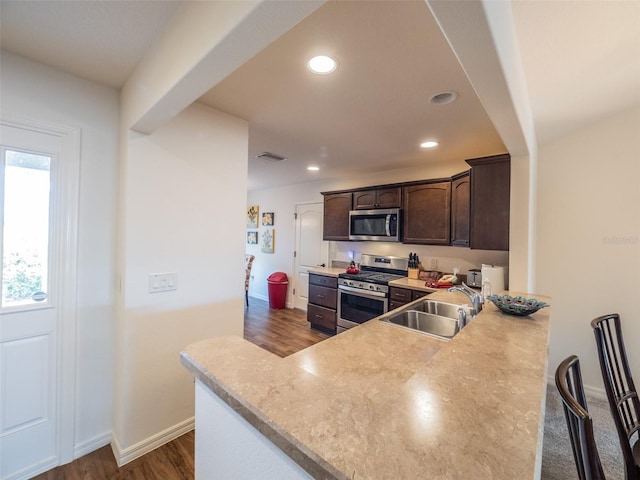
[33,298,327,479]
[33,432,195,480]
[244,296,330,357]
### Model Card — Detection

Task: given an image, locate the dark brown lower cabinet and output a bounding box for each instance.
[388,287,429,311]
[307,273,337,333]
[307,304,336,331]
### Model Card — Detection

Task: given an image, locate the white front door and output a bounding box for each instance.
[0,118,79,480]
[293,202,327,310]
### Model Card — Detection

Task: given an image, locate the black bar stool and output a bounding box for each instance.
[592,314,640,480]
[556,355,607,480]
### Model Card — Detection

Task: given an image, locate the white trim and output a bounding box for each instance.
[0,115,81,467]
[583,384,607,401]
[111,417,195,467]
[250,293,269,303]
[74,431,112,459]
[248,292,298,310]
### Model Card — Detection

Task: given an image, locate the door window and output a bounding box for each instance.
[1,148,52,309]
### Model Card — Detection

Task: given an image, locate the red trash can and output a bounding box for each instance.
[267,272,288,309]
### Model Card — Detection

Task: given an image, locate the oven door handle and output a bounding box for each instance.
[338,285,387,298]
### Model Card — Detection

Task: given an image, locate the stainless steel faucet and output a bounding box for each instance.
[448,282,483,320]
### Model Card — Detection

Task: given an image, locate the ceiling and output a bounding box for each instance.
[198,1,505,191]
[1,1,639,191]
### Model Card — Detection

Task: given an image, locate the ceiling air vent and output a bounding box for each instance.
[256,152,287,162]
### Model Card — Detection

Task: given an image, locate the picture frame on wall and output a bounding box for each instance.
[262,212,274,226]
[247,231,258,245]
[261,229,274,254]
[247,205,259,228]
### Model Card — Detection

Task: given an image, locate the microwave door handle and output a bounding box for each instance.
[385,214,391,237]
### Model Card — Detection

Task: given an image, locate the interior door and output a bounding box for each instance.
[0,120,77,479]
[293,202,327,310]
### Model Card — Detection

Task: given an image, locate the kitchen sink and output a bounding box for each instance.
[408,300,463,320]
[379,299,467,340]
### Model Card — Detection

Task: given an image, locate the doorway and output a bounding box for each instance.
[0,117,79,479]
[292,202,327,310]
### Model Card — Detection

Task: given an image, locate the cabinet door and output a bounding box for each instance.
[403,181,451,244]
[389,300,408,311]
[353,188,401,209]
[451,172,470,247]
[375,188,401,209]
[353,190,377,210]
[323,193,352,240]
[412,290,428,301]
[466,155,510,251]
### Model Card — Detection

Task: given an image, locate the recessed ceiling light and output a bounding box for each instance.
[429,91,458,105]
[307,56,337,75]
[307,166,320,171]
[420,141,438,149]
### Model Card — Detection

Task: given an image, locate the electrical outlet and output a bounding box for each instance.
[429,258,438,269]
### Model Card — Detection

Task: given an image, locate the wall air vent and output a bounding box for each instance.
[256,152,287,162]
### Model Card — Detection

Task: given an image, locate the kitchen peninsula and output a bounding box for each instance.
[181,289,551,479]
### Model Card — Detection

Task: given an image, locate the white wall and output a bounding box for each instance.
[247,182,323,305]
[0,51,118,454]
[247,157,509,304]
[112,102,247,458]
[537,105,640,390]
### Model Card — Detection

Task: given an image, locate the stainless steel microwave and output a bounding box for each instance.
[349,208,401,242]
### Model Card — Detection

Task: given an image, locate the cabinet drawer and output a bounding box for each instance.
[309,273,338,289]
[308,284,337,309]
[389,287,412,303]
[307,304,336,331]
[412,290,428,301]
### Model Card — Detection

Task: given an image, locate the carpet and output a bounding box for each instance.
[542,386,624,479]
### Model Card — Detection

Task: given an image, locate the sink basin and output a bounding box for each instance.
[409,300,463,320]
[384,310,459,339]
[380,299,467,339]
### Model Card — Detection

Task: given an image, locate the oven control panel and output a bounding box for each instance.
[338,278,389,294]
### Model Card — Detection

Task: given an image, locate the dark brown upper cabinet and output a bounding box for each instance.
[320,153,510,248]
[466,154,510,251]
[353,187,402,210]
[322,192,352,241]
[403,181,451,245]
[451,171,470,247]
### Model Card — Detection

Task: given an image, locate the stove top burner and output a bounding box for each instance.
[338,271,405,285]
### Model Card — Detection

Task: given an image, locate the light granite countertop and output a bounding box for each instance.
[181,289,551,479]
[306,266,345,278]
[389,277,440,292]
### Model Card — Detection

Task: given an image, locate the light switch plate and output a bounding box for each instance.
[149,272,177,293]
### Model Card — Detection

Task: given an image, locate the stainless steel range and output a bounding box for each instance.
[337,254,408,333]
